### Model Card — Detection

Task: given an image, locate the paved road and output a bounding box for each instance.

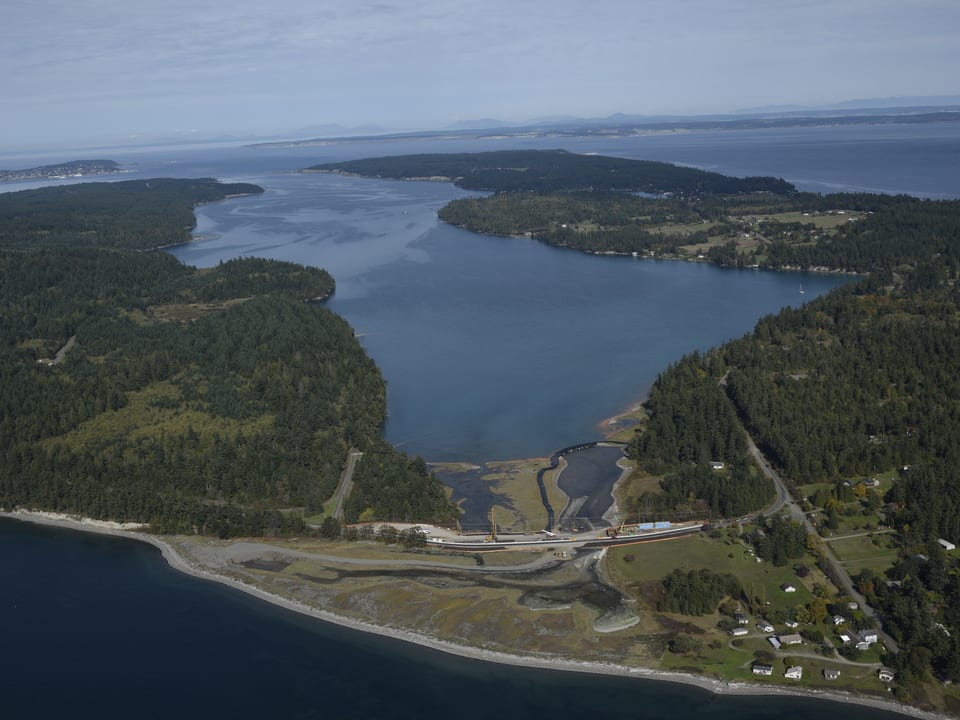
[741,429,900,654]
[329,450,363,521]
[204,540,565,575]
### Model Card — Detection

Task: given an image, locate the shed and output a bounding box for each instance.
[785,666,803,680]
[939,538,956,551]
[824,669,841,680]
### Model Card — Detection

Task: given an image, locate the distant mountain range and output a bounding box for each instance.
[253,104,960,150]
[447,95,960,130]
[736,95,960,114]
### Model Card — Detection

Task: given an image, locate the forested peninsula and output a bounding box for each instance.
[311,150,959,274]
[306,148,794,195]
[0,179,457,536]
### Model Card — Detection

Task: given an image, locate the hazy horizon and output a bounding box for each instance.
[4,1,960,150]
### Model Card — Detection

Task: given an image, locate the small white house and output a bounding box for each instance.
[784,619,799,629]
[730,627,749,637]
[709,461,725,470]
[785,666,803,680]
[824,669,841,681]
[781,584,797,593]
[878,668,896,683]
[832,615,847,626]
[860,629,879,645]
[757,621,775,633]
[939,538,956,552]
[752,663,774,676]
[779,633,803,646]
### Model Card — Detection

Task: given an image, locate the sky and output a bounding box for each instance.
[3,0,960,149]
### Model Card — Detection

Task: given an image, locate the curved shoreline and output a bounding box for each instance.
[0,509,943,720]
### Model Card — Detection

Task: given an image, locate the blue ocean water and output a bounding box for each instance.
[0,519,910,720]
[168,164,849,462]
[3,122,957,718]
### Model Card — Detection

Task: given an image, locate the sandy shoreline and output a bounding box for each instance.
[1,509,945,720]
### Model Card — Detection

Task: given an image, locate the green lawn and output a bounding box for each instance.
[828,532,897,563]
[764,210,864,229]
[608,532,816,610]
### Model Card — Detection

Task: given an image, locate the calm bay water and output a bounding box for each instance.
[3,123,958,717]
[171,170,849,461]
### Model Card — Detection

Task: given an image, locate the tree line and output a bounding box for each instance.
[308,149,794,195]
[0,180,458,535]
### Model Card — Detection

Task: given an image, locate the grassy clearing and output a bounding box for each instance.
[607,532,816,608]
[764,211,864,229]
[653,221,719,237]
[830,535,899,576]
[826,509,885,535]
[679,234,765,256]
[49,381,274,453]
[615,471,664,504]
[797,482,833,503]
[149,297,251,323]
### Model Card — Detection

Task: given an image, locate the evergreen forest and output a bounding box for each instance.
[627,251,960,684]
[307,149,794,195]
[0,180,458,535]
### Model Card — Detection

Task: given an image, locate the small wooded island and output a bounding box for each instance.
[5,154,960,715]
